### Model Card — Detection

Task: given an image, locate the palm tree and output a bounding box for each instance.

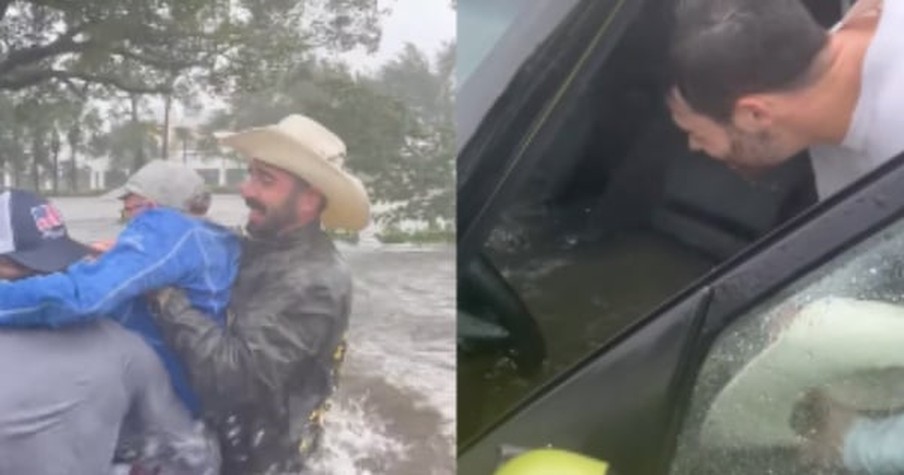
[173,126,193,163]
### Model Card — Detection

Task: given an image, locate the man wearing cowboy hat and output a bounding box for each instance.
[150,114,368,473]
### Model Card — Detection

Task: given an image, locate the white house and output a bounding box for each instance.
[79,150,246,191]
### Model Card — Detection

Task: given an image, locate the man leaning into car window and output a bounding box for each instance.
[667,0,901,202]
[669,0,904,472]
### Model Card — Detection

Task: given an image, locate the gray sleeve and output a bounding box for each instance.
[122,334,221,475]
[843,413,904,473]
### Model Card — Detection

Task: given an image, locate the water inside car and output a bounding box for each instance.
[458,0,844,448]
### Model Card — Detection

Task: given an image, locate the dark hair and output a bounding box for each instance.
[669,0,828,121]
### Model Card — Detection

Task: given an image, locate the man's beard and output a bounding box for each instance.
[245,193,300,238]
[725,129,787,180]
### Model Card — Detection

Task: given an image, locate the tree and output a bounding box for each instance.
[101,121,160,172]
[173,126,193,163]
[62,106,101,192]
[7,86,66,192]
[0,93,23,187]
[0,0,383,97]
[370,43,456,227]
[49,130,60,193]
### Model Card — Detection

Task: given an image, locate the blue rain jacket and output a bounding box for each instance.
[0,208,241,416]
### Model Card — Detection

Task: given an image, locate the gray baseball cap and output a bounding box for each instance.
[108,160,208,211]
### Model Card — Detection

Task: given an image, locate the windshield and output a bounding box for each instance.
[456,0,580,151]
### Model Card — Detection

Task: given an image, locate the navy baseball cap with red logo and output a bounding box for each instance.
[0,189,90,273]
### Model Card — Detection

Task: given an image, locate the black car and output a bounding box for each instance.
[457,0,904,473]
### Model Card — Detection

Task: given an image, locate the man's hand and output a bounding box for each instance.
[833,0,882,32]
[155,288,177,310]
[145,288,178,315]
[89,239,116,254]
[843,0,882,23]
[791,389,858,469]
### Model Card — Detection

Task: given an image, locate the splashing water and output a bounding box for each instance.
[57,195,456,475]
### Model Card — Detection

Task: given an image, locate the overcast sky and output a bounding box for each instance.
[341,0,456,73]
[160,0,455,128]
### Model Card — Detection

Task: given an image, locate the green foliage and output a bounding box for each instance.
[0,0,382,96]
[0,1,453,234]
[369,42,455,227]
[0,83,100,190]
[0,0,384,192]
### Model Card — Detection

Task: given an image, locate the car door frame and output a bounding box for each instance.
[460,149,904,475]
[457,0,641,261]
[658,151,904,473]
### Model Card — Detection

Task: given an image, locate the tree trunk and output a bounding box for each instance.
[162,93,171,160]
[130,94,144,170]
[51,141,59,194]
[31,135,40,192]
[49,131,61,194]
[68,125,80,193]
[9,127,18,187]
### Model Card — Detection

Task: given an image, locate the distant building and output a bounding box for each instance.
[81,150,247,190]
[0,151,245,193]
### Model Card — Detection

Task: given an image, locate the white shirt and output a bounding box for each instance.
[810,0,904,199]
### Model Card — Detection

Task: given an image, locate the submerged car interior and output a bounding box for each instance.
[459,0,844,452]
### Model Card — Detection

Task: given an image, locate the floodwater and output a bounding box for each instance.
[458,228,714,445]
[55,194,456,475]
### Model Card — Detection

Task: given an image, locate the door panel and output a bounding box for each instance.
[661,153,904,474]
[669,171,904,474]
[459,289,710,475]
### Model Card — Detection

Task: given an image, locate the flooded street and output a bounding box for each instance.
[55,194,456,475]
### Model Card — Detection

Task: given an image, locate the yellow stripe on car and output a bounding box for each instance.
[494,448,609,475]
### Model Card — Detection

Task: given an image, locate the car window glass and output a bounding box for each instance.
[457,0,530,84]
[671,214,904,475]
[456,0,580,152]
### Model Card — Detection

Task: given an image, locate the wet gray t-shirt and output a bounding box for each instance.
[0,319,218,475]
[809,0,904,198]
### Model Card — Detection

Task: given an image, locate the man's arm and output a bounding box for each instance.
[0,212,197,327]
[152,283,341,412]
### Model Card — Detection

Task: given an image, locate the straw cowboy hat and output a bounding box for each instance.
[215,114,370,231]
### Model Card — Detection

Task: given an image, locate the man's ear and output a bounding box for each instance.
[298,187,325,215]
[732,96,775,133]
